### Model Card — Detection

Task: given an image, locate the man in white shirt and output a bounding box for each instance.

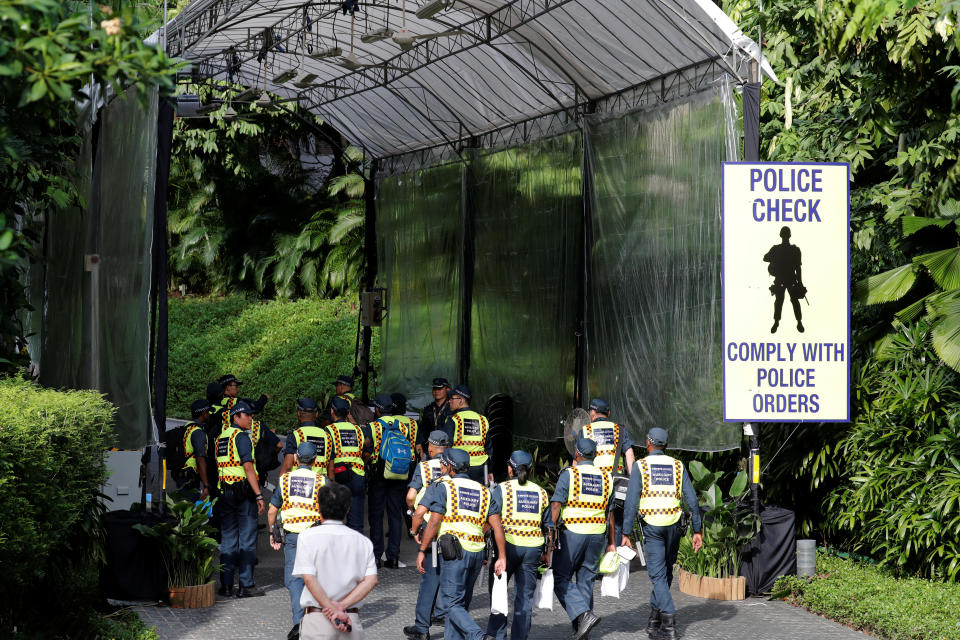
[294,483,379,639]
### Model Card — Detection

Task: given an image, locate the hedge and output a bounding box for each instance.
[168,295,380,432]
[0,377,116,635]
[775,552,960,640]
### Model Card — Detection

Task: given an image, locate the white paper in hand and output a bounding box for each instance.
[491,572,509,616]
[534,569,554,610]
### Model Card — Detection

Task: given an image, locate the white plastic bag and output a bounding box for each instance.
[491,572,509,616]
[534,569,554,610]
[617,559,630,592]
[600,572,620,598]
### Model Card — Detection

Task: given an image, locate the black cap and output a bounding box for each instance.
[230,401,253,417]
[330,396,351,413]
[334,375,354,387]
[373,393,394,412]
[296,398,318,412]
[450,384,471,400]
[588,398,610,415]
[218,374,243,386]
[190,399,212,417]
[390,393,407,413]
[432,377,451,389]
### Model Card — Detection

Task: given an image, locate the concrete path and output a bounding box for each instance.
[134,516,868,640]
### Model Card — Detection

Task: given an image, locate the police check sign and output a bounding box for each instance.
[722,163,850,422]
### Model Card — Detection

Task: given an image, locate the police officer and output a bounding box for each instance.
[404,431,450,640]
[485,451,553,640]
[419,378,452,458]
[367,394,407,569]
[442,384,491,485]
[623,428,703,640]
[181,399,212,500]
[248,408,283,485]
[550,437,615,640]
[268,441,328,640]
[279,398,333,479]
[391,392,419,457]
[580,398,635,544]
[416,449,506,640]
[215,374,269,429]
[326,396,367,533]
[215,401,266,598]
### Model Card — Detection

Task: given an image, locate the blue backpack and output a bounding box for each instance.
[378,418,413,480]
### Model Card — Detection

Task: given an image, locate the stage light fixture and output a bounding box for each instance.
[309,46,343,60]
[415,0,452,19]
[272,69,297,84]
[360,27,394,43]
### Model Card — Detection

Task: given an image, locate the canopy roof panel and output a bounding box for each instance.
[165,0,771,157]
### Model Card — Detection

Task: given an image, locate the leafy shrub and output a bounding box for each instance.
[168,295,380,432]
[774,552,960,640]
[134,498,220,587]
[0,377,115,634]
[88,608,159,640]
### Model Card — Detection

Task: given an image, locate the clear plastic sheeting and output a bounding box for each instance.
[585,84,739,451]
[468,134,582,440]
[376,163,463,409]
[96,87,158,448]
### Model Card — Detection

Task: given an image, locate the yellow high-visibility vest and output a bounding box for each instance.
[499,478,548,547]
[292,425,331,471]
[437,477,489,553]
[215,426,248,488]
[560,463,611,535]
[637,455,684,527]
[328,421,365,476]
[395,415,418,461]
[220,397,237,428]
[183,422,203,472]
[581,420,624,474]
[414,459,445,523]
[451,410,489,466]
[279,467,327,533]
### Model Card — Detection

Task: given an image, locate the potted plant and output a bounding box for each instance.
[134,497,220,608]
[674,460,759,600]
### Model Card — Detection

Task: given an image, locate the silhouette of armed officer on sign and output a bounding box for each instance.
[763,225,807,334]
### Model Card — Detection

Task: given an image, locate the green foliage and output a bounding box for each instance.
[675,461,758,579]
[168,295,380,432]
[0,377,116,635]
[134,497,220,587]
[774,552,960,640]
[88,608,159,640]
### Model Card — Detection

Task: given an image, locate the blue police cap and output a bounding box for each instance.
[190,399,212,417]
[373,393,394,412]
[218,374,243,386]
[647,427,669,447]
[330,396,351,413]
[588,398,610,415]
[428,430,450,446]
[230,401,253,417]
[334,375,354,387]
[390,393,407,413]
[296,398,318,411]
[297,441,318,462]
[450,384,471,400]
[575,436,597,457]
[508,450,533,468]
[445,448,470,471]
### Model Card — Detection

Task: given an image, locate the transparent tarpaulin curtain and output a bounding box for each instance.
[585,81,740,451]
[95,86,158,448]
[376,163,463,410]
[468,133,581,440]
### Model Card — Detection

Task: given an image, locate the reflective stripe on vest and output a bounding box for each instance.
[293,426,331,470]
[328,421,365,475]
[582,421,623,474]
[560,464,611,535]
[637,455,683,526]
[415,459,446,523]
[250,420,262,450]
[220,397,237,428]
[216,426,246,487]
[395,415,418,461]
[438,477,489,553]
[279,468,327,533]
[183,423,202,472]
[451,410,489,466]
[500,478,548,547]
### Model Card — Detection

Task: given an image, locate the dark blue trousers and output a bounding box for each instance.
[485,543,540,640]
[413,544,446,633]
[439,548,485,640]
[218,497,258,588]
[368,476,406,562]
[552,530,604,621]
[336,469,366,533]
[642,522,682,614]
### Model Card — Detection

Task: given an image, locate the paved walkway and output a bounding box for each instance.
[134,516,868,640]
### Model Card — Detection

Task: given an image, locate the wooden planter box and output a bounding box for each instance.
[169,581,216,608]
[677,568,746,600]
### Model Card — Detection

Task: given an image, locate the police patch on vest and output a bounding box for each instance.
[289,476,316,499]
[216,437,229,458]
[580,474,603,496]
[339,430,359,448]
[516,490,540,513]
[462,419,481,436]
[650,464,675,486]
[592,427,616,446]
[427,466,442,481]
[459,487,481,512]
[306,436,326,456]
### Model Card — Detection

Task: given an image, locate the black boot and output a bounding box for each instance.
[655,613,677,639]
[647,607,661,637]
[571,611,600,640]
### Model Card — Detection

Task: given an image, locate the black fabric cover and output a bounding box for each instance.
[152,97,174,480]
[743,81,761,162]
[101,510,169,601]
[740,504,796,595]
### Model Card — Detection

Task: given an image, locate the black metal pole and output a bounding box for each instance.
[361,157,379,405]
[458,143,478,385]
